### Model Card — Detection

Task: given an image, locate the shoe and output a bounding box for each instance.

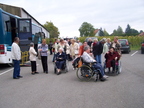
[57,72,60,75]
[100,77,106,81]
[13,77,19,79]
[112,70,115,73]
[35,72,39,74]
[46,72,48,74]
[17,76,23,78]
[103,75,109,78]
[31,73,35,75]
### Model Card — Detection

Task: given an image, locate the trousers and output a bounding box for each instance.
[13,60,20,78]
[56,61,65,69]
[93,63,104,77]
[41,56,48,72]
[31,61,36,72]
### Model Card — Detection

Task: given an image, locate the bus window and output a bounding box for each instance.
[3,13,11,32]
[19,20,30,33]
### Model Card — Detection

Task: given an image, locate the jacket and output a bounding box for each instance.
[105,51,120,67]
[70,43,79,56]
[93,41,104,56]
[79,45,84,56]
[81,52,95,63]
[11,42,21,60]
[38,44,48,56]
[29,47,37,61]
[55,52,66,61]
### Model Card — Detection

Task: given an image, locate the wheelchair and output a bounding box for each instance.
[103,60,122,75]
[76,61,101,82]
[54,59,69,74]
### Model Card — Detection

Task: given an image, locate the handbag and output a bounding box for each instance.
[38,44,42,60]
[38,51,41,60]
[78,58,82,68]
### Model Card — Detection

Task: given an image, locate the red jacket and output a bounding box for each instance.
[79,45,84,56]
[105,51,120,67]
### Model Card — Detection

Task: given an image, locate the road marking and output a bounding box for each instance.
[0,68,13,76]
[0,64,39,76]
[131,51,138,56]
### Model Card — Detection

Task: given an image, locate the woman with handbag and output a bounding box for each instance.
[69,39,79,60]
[29,42,39,75]
[38,39,48,74]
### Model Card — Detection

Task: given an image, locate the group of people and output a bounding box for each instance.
[79,37,121,81]
[11,37,49,79]
[11,36,121,82]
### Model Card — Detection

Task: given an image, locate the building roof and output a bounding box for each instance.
[94,29,99,34]
[139,32,144,36]
[0,3,49,32]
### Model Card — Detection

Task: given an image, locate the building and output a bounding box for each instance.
[94,29,100,36]
[0,3,49,38]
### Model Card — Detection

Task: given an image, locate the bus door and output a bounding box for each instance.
[10,17,17,43]
[17,19,32,51]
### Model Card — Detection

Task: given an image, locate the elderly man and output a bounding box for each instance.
[81,46,108,81]
[11,37,22,79]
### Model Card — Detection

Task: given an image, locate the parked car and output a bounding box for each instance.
[118,39,131,53]
[141,42,144,54]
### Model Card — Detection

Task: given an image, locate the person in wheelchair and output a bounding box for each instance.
[105,47,120,73]
[55,48,66,75]
[81,46,108,81]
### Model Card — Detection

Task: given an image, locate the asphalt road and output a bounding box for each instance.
[0,50,144,108]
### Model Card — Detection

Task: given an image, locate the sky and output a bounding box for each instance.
[1,0,144,38]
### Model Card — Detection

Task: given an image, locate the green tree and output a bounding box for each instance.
[117,26,123,36]
[43,21,60,38]
[103,29,109,36]
[140,30,143,33]
[131,29,139,36]
[79,22,95,37]
[111,29,117,36]
[125,24,131,36]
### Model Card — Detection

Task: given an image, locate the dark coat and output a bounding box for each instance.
[93,41,104,56]
[55,52,66,61]
[105,51,120,67]
[87,41,92,47]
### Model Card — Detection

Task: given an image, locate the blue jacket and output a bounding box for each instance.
[55,52,66,61]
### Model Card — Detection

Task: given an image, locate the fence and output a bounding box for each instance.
[20,51,29,66]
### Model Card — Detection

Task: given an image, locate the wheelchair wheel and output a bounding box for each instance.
[76,65,93,81]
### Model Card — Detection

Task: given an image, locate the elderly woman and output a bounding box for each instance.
[69,39,79,59]
[57,39,65,51]
[29,42,39,75]
[38,39,48,74]
[105,47,120,73]
[55,48,66,75]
